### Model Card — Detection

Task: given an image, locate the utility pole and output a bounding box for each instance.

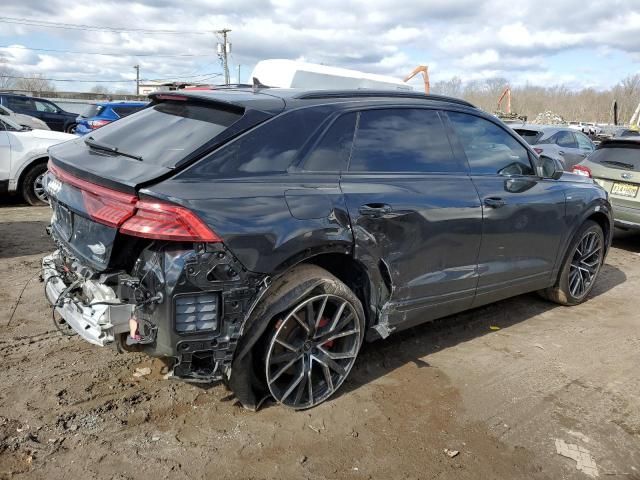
[216,29,231,85]
[134,64,140,95]
[237,64,241,84]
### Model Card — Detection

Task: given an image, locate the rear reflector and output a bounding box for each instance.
[572,165,592,178]
[48,162,220,242]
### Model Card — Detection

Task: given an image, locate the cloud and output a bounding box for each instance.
[0,0,639,92]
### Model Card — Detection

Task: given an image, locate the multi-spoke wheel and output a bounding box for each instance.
[568,230,603,298]
[265,293,363,409]
[21,163,49,206]
[542,220,605,305]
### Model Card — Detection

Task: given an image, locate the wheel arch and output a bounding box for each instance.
[16,155,48,191]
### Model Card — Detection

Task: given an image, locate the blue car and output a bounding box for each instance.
[75,101,147,135]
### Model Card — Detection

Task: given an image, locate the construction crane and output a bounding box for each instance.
[497,86,511,114]
[403,65,430,94]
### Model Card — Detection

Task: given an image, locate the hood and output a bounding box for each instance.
[31,129,76,142]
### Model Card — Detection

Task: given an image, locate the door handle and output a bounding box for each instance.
[558,150,565,156]
[359,203,392,217]
[484,197,506,208]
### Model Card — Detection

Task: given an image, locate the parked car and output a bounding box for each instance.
[0,104,50,130]
[0,116,75,204]
[0,93,79,133]
[573,138,640,230]
[613,128,640,138]
[568,121,600,135]
[75,101,148,135]
[513,125,595,170]
[42,88,613,410]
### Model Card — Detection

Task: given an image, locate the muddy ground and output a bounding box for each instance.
[1,199,639,479]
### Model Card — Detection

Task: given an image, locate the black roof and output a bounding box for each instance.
[148,87,477,115]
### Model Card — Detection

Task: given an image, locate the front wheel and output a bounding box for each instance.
[542,220,604,305]
[21,163,49,206]
[262,270,365,410]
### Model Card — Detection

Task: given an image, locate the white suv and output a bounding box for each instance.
[0,116,75,205]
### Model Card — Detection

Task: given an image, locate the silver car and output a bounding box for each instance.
[513,125,595,170]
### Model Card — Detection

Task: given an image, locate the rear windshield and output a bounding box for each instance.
[85,100,242,167]
[112,105,145,117]
[590,145,640,171]
[514,129,542,144]
[80,105,104,118]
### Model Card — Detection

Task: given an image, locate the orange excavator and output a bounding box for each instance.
[497,86,511,114]
[403,65,430,94]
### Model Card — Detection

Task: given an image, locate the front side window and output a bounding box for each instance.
[575,132,594,151]
[35,100,58,113]
[349,108,459,173]
[447,111,534,176]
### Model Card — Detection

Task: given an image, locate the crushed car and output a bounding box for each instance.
[42,87,613,410]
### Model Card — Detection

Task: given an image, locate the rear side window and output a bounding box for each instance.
[514,129,542,145]
[553,131,578,148]
[87,100,242,167]
[349,108,459,173]
[112,105,144,117]
[302,113,356,171]
[590,145,640,171]
[6,97,35,111]
[447,111,534,176]
[188,107,328,176]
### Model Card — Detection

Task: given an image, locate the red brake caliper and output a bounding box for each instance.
[318,317,334,348]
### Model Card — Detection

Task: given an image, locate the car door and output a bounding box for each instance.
[0,120,11,186]
[444,111,566,307]
[339,107,483,331]
[553,130,583,169]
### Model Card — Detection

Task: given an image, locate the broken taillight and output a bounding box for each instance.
[48,162,220,242]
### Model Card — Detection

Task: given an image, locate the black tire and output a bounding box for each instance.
[65,123,77,134]
[21,163,49,206]
[541,220,604,305]
[254,265,365,410]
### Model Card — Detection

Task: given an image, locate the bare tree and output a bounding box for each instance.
[90,85,110,95]
[13,74,56,94]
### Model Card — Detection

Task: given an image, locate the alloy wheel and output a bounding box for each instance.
[265,294,362,409]
[34,173,48,203]
[569,231,603,298]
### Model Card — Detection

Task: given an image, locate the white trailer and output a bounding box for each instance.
[250,59,413,91]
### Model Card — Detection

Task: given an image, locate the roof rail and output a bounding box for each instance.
[294,89,475,108]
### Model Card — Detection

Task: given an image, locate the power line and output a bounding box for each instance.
[2,72,222,83]
[0,16,209,35]
[0,44,217,58]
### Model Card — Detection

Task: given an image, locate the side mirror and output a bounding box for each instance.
[539,156,563,180]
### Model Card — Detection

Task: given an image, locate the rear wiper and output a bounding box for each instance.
[84,136,143,162]
[600,160,635,170]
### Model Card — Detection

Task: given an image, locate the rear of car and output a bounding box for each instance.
[75,102,147,135]
[576,139,640,230]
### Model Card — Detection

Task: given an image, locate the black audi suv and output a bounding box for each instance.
[42,87,613,410]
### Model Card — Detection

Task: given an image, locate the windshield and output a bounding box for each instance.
[85,100,243,167]
[1,116,26,131]
[590,145,640,171]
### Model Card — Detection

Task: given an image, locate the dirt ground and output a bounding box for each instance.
[1,199,639,480]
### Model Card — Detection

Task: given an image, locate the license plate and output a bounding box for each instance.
[611,182,639,198]
[55,203,73,241]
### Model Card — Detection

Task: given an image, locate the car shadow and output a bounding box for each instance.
[338,262,627,399]
[0,220,52,259]
[612,228,640,253]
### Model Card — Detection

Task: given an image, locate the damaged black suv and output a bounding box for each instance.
[42,88,613,410]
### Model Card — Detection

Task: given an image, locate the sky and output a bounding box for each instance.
[1,0,639,93]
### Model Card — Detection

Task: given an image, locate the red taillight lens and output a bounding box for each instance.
[120,201,220,242]
[533,148,544,154]
[572,165,592,178]
[49,162,137,227]
[48,162,220,242]
[88,119,111,129]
